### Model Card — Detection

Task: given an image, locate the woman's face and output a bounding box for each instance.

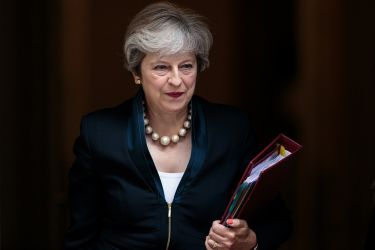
[136,52,197,115]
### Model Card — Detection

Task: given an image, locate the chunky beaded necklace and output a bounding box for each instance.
[143,103,192,146]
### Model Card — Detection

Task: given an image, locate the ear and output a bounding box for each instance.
[132,72,138,81]
[132,72,141,85]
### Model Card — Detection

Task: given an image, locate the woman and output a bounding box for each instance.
[64,2,291,249]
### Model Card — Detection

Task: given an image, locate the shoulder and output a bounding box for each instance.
[82,98,133,125]
[77,98,136,140]
[193,95,251,128]
[194,95,258,165]
[75,98,136,152]
[193,95,257,149]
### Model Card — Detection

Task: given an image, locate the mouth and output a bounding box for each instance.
[166,92,184,98]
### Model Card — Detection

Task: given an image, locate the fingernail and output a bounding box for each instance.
[227,218,233,225]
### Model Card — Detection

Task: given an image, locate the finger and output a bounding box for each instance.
[209,232,229,247]
[225,219,255,240]
[206,236,221,249]
[205,236,213,250]
[226,218,248,228]
[208,229,227,246]
[212,220,232,232]
[212,220,222,227]
[209,226,237,248]
[210,221,235,242]
[224,220,258,246]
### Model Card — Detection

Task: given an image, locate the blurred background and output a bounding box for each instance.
[1,0,374,249]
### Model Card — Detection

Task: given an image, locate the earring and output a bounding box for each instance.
[135,79,141,85]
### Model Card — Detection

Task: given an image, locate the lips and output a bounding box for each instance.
[166,92,183,98]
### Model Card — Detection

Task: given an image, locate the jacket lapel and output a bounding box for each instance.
[126,89,164,197]
[126,90,209,202]
[174,96,208,202]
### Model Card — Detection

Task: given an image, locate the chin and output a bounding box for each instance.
[163,101,189,113]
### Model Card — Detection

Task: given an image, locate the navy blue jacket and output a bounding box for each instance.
[64,90,292,249]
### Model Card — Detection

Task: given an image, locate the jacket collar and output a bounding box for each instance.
[126,88,208,202]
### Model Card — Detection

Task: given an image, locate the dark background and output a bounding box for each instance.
[1,0,375,249]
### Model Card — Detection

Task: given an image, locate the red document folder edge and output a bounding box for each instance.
[220,133,302,224]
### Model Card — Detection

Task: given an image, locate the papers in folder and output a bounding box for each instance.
[226,144,290,220]
[221,134,302,224]
[246,144,290,184]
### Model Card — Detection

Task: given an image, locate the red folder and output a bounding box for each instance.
[220,134,302,225]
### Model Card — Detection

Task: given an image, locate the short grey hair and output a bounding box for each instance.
[123,2,213,74]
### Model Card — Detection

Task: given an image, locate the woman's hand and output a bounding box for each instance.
[205,219,257,250]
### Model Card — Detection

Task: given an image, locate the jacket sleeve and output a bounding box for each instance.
[64,116,102,249]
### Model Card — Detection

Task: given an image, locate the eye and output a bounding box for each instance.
[180,64,193,69]
[154,65,168,71]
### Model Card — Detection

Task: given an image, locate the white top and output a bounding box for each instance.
[158,171,184,203]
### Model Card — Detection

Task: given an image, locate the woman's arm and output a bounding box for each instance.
[64,117,102,250]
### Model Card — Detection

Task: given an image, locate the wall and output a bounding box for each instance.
[1,0,374,249]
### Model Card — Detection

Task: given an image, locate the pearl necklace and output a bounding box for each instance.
[143,104,192,146]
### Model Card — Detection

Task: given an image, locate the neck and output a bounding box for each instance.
[147,107,188,136]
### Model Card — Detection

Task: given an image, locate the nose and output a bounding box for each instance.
[168,68,182,86]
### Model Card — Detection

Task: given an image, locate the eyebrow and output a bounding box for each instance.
[151,58,196,65]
